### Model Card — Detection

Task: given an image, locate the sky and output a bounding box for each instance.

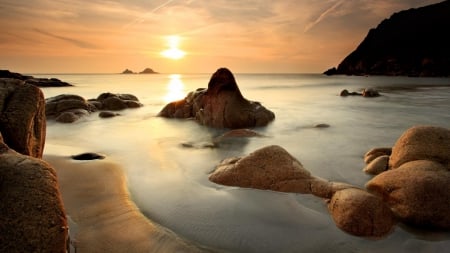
[0,0,444,74]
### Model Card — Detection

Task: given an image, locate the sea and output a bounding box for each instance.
[36,72,450,253]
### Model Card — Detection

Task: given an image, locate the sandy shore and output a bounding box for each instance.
[44,155,211,253]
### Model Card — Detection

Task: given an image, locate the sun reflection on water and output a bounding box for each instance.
[163,74,186,103]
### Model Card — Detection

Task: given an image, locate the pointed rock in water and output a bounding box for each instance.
[158,68,275,128]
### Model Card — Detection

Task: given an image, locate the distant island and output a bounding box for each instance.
[121,68,159,74]
[324,0,450,77]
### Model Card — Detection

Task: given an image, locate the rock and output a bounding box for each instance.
[363,155,389,175]
[121,69,134,74]
[209,145,355,198]
[339,89,361,96]
[314,123,330,128]
[139,68,158,74]
[328,188,395,237]
[101,96,128,111]
[366,160,450,229]
[46,92,142,123]
[56,111,82,123]
[213,128,264,143]
[209,145,313,192]
[324,1,450,76]
[0,140,68,252]
[362,88,380,97]
[389,125,450,169]
[45,94,95,119]
[158,68,275,128]
[71,152,106,160]
[99,111,120,118]
[364,147,392,164]
[0,78,46,158]
[0,70,72,87]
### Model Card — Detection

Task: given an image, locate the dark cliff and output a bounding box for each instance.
[324,0,450,77]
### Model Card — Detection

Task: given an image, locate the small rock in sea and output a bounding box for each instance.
[71,152,106,160]
[99,111,120,118]
[314,123,330,128]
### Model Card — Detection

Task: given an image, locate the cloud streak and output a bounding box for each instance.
[32,28,97,49]
[304,0,344,33]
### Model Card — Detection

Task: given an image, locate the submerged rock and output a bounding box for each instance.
[158,68,275,128]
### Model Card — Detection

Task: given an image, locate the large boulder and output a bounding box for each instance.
[209,145,354,198]
[0,78,46,158]
[0,140,68,252]
[158,68,275,128]
[389,125,450,169]
[328,188,395,237]
[366,160,450,229]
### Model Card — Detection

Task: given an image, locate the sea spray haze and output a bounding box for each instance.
[40,73,450,253]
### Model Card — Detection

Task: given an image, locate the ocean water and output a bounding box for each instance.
[38,73,450,253]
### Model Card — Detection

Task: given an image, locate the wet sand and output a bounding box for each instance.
[44,155,210,253]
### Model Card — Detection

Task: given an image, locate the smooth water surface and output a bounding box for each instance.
[40,73,450,253]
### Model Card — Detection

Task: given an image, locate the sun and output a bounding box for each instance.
[161,35,186,60]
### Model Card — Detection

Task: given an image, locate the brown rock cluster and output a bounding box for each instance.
[45,92,143,123]
[209,145,394,237]
[209,125,450,237]
[158,68,275,128]
[364,125,450,230]
[0,78,68,252]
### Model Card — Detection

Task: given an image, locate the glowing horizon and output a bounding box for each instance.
[0,0,443,74]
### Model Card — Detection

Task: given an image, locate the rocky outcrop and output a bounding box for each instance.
[208,145,394,237]
[158,68,275,128]
[210,125,450,236]
[0,136,68,252]
[363,125,450,230]
[45,92,143,123]
[0,70,72,87]
[324,1,450,77]
[0,78,46,158]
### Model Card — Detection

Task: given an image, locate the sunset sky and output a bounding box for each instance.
[0,0,443,74]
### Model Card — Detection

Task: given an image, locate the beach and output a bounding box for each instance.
[44,155,211,253]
